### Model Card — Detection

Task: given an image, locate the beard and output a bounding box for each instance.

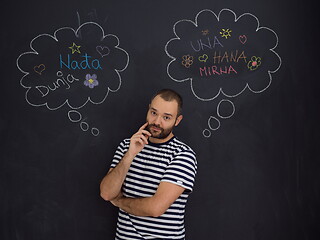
[145,123,174,139]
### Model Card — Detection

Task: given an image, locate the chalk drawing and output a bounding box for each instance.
[17,19,129,136]
[165,8,281,101]
[165,8,281,138]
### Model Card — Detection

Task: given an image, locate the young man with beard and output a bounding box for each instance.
[100,89,197,240]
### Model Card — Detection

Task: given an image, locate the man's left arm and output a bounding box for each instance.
[111,181,185,217]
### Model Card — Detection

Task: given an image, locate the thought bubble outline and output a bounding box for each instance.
[16,21,130,111]
[165,8,282,102]
[217,99,235,119]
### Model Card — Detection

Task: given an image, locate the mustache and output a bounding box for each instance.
[146,124,163,131]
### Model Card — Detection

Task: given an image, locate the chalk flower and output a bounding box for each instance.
[247,56,262,71]
[182,55,194,68]
[84,74,99,88]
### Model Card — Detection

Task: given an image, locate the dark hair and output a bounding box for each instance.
[151,89,183,116]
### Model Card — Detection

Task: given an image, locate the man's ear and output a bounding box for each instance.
[175,115,183,126]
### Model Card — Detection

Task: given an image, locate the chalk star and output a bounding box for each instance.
[69,42,81,54]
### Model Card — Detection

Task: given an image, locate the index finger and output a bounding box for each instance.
[139,122,149,131]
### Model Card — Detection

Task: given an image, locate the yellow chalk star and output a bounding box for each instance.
[69,42,81,54]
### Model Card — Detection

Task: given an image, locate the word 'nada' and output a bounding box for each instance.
[59,53,102,70]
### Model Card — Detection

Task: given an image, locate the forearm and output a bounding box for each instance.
[100,151,135,201]
[112,181,185,217]
[101,123,151,201]
[113,196,161,217]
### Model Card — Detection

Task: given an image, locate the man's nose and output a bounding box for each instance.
[154,116,161,125]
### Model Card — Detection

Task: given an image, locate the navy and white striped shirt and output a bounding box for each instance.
[110,136,197,240]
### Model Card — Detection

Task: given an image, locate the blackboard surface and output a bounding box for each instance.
[1,0,319,239]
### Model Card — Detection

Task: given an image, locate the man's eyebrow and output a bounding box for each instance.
[164,112,173,117]
[150,107,173,117]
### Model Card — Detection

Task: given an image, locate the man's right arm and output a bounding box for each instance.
[100,151,135,201]
[100,122,151,201]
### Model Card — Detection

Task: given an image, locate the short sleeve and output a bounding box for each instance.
[110,139,129,169]
[161,150,197,192]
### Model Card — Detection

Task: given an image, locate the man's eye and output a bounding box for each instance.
[151,111,157,115]
[164,116,171,120]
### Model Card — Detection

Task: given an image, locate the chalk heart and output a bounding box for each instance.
[239,35,247,44]
[198,54,208,62]
[96,45,110,57]
[34,64,46,75]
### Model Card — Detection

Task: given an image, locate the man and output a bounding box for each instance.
[100,89,197,240]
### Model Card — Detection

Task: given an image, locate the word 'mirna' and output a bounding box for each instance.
[200,65,238,77]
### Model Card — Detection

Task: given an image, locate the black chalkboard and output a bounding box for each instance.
[1,0,319,239]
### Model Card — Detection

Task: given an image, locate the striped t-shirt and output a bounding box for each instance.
[110,136,197,240]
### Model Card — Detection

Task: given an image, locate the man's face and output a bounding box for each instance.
[146,95,182,142]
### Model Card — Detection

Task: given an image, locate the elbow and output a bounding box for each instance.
[147,196,168,217]
[100,179,116,201]
[100,191,118,202]
[150,211,162,218]
[100,191,112,201]
[100,188,120,202]
[150,205,166,217]
[100,185,116,202]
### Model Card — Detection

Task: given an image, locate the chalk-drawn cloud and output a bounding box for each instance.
[165,8,281,101]
[17,22,129,110]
